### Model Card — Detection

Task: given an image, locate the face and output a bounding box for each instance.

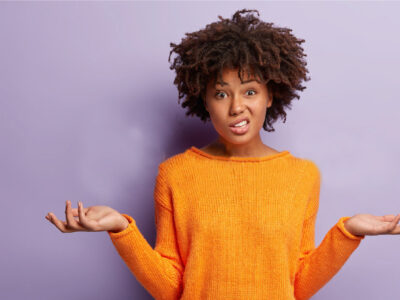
[203,67,272,146]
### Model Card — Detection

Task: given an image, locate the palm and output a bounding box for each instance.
[346,213,400,236]
[80,206,120,230]
[45,201,127,233]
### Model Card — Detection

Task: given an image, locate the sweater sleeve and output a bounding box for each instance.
[107,163,184,300]
[294,162,365,300]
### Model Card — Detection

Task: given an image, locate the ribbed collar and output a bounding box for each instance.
[187,146,291,163]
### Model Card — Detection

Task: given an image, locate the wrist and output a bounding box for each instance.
[110,215,130,233]
[343,218,352,233]
[343,217,363,237]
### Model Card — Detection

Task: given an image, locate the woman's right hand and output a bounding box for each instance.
[45,200,129,233]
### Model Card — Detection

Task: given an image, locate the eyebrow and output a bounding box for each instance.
[215,79,258,87]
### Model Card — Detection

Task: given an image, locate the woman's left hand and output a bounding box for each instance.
[344,213,400,236]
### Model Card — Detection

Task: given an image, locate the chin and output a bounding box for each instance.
[223,133,254,145]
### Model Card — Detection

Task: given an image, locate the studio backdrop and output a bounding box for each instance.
[1,1,399,299]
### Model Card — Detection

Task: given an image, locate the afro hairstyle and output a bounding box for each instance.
[168,8,310,132]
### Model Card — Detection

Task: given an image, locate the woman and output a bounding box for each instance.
[45,8,400,300]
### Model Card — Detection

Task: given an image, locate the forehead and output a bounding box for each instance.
[210,68,259,87]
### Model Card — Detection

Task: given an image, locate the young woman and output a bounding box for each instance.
[45,8,400,300]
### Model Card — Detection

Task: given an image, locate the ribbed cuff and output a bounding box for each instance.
[107,214,136,239]
[337,216,365,240]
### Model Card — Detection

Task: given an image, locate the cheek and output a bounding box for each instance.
[210,114,226,130]
[207,104,225,121]
[251,102,268,118]
[247,104,267,131]
[207,106,231,135]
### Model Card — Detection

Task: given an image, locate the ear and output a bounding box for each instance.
[267,96,273,108]
[267,89,273,108]
[202,93,208,111]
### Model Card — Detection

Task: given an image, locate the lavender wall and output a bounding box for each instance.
[1,1,400,299]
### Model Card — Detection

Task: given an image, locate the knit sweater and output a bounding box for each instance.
[107,146,365,300]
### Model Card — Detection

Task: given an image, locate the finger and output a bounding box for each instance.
[70,207,89,217]
[390,224,400,234]
[78,201,96,230]
[381,214,397,222]
[392,214,400,224]
[388,214,400,233]
[65,200,85,231]
[47,212,75,233]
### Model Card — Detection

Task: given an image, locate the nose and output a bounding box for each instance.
[229,96,245,116]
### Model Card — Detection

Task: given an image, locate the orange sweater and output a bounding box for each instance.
[107,146,365,300]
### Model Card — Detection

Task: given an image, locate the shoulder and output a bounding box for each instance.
[303,159,320,176]
[159,150,188,169]
[285,152,321,183]
[300,158,321,187]
[157,148,193,178]
[280,152,319,173]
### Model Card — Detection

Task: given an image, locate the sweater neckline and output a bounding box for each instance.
[188,146,291,162]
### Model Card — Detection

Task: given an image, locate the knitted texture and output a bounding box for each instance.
[108,146,364,300]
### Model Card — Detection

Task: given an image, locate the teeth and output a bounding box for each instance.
[234,120,248,127]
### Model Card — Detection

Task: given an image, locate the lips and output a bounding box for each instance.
[229,120,250,135]
[229,117,250,127]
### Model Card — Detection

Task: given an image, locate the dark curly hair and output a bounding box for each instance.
[168,8,310,132]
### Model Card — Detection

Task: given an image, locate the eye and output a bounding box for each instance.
[215,91,227,99]
[246,89,257,96]
[214,89,257,99]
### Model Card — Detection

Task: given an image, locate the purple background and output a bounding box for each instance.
[1,1,400,299]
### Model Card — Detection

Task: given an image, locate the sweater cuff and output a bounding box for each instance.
[336,216,365,240]
[107,214,136,239]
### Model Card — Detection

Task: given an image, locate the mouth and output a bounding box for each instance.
[229,117,250,127]
[229,119,250,135]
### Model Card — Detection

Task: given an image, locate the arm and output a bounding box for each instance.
[107,164,184,300]
[294,163,365,300]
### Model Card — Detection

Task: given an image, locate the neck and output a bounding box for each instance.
[214,135,274,157]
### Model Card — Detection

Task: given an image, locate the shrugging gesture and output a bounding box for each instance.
[344,213,400,236]
[45,200,129,233]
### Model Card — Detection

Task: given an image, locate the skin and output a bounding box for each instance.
[202,67,278,158]
[45,200,129,233]
[343,214,400,236]
[45,67,400,236]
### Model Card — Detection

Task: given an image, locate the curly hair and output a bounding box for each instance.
[168,8,310,132]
